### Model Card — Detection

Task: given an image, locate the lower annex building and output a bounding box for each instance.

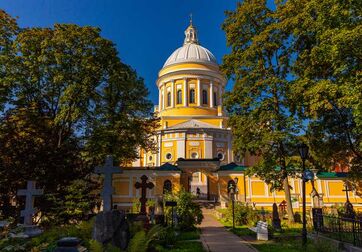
[112,22,362,212]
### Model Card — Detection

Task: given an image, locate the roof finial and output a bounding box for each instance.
[184,14,199,45]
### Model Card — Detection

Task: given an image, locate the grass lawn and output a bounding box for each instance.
[156,241,204,252]
[155,229,204,252]
[216,214,339,252]
[253,239,340,252]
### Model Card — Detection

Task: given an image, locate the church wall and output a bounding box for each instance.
[208,173,219,200]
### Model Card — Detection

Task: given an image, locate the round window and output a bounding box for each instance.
[166,153,172,160]
[148,156,153,161]
[191,152,198,159]
[217,152,224,161]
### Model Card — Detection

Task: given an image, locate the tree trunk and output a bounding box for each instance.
[283,176,295,223]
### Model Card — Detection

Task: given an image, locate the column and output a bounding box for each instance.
[156,134,161,166]
[183,78,188,106]
[171,80,175,108]
[158,83,162,112]
[218,85,222,108]
[210,81,214,108]
[161,87,165,110]
[197,78,201,106]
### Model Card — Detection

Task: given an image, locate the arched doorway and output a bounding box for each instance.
[189,172,208,199]
[163,179,172,194]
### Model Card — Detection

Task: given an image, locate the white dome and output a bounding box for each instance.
[163,23,218,68]
[163,43,217,67]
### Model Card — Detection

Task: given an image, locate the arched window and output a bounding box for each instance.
[213,92,217,106]
[167,92,171,107]
[202,90,208,105]
[189,89,195,104]
[163,180,172,194]
[177,90,182,104]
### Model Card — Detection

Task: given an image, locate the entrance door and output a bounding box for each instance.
[190,172,208,199]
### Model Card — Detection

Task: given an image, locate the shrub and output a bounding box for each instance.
[225,202,257,226]
[164,188,203,230]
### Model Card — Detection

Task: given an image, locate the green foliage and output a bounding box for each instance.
[89,239,103,252]
[30,219,94,250]
[128,221,144,238]
[157,227,177,246]
[44,179,100,225]
[222,0,300,221]
[0,10,157,224]
[225,202,257,226]
[131,198,141,214]
[0,10,18,110]
[164,188,203,230]
[277,0,362,181]
[128,230,147,252]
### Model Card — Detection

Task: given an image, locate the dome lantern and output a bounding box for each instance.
[184,16,199,45]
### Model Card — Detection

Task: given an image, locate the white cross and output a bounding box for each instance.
[17,181,43,225]
[94,155,123,211]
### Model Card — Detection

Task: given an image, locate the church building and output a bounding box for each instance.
[112,22,362,212]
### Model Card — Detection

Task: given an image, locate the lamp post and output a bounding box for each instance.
[229,178,238,229]
[298,143,309,246]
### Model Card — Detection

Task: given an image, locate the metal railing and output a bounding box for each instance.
[313,213,362,247]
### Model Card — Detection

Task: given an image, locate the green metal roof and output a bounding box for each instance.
[316,172,348,179]
[219,162,247,171]
[157,162,180,171]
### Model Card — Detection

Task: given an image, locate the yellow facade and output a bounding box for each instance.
[113,22,361,213]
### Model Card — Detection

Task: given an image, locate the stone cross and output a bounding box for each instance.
[95,155,123,212]
[135,175,154,215]
[17,181,43,225]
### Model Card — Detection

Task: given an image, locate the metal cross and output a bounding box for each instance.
[342,182,352,203]
[17,181,43,225]
[135,175,154,215]
[94,155,123,212]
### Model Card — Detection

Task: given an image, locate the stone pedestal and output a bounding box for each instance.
[54,237,87,252]
[92,210,129,250]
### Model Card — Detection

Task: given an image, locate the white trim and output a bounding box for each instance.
[183,78,187,106]
[197,78,201,106]
[210,81,214,108]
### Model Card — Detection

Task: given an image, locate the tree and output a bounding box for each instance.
[0,11,157,223]
[277,0,361,182]
[0,10,18,110]
[84,62,158,165]
[222,0,301,222]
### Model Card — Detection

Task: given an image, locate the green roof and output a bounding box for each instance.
[316,172,348,179]
[219,162,247,171]
[157,163,180,171]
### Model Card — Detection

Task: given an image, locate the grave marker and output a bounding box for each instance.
[17,181,43,225]
[94,155,122,212]
[135,175,154,215]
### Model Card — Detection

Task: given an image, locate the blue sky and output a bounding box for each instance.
[2,0,242,104]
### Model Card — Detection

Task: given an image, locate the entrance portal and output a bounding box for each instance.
[189,172,208,199]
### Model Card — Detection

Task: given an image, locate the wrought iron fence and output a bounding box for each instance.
[313,213,362,247]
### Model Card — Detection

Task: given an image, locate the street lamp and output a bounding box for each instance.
[228,178,238,229]
[298,143,309,246]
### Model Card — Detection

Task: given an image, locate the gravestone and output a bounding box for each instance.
[272,203,281,231]
[92,156,129,250]
[17,181,43,237]
[135,175,154,215]
[312,208,324,231]
[54,237,87,252]
[94,155,122,212]
[92,210,129,250]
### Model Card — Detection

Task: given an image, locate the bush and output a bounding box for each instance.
[225,202,257,226]
[164,188,203,231]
